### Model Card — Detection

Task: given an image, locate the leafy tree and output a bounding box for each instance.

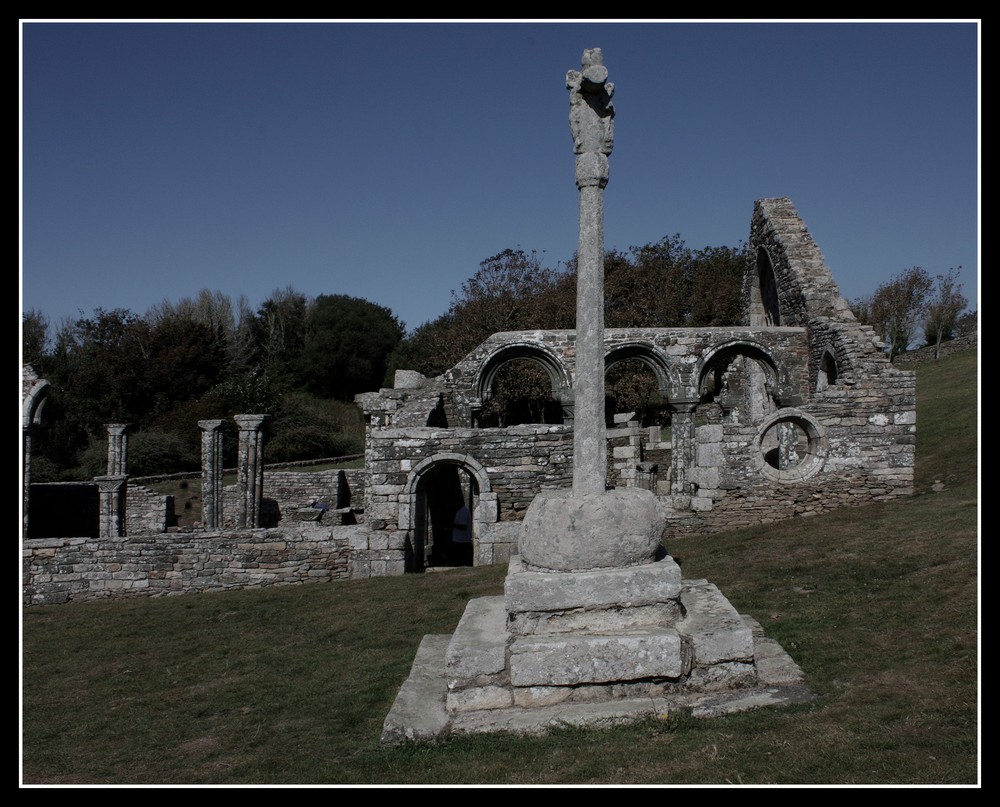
[687,244,746,326]
[21,309,50,367]
[250,286,309,388]
[923,268,968,359]
[266,391,364,463]
[301,294,405,400]
[869,267,934,360]
[389,249,574,380]
[449,248,573,350]
[955,309,978,338]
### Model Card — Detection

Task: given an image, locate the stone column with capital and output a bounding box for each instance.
[234,415,271,528]
[95,423,130,538]
[199,419,225,529]
[96,476,126,538]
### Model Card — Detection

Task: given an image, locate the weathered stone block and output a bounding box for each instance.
[445,596,508,681]
[505,555,681,615]
[509,631,684,686]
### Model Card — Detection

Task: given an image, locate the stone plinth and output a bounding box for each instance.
[505,555,682,636]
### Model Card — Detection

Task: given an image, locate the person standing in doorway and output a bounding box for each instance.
[451,501,472,566]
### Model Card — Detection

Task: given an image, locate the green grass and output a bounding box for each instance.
[21,350,979,784]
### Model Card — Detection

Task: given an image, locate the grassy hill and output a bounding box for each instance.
[21,350,979,785]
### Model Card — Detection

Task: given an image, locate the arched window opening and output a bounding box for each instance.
[817,350,838,391]
[479,359,563,427]
[605,357,668,428]
[757,247,781,326]
[700,349,777,426]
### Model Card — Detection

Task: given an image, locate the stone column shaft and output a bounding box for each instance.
[199,419,225,529]
[105,423,129,476]
[670,402,698,496]
[235,414,271,528]
[573,178,608,494]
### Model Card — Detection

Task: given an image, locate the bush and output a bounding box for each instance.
[265,392,364,464]
[73,430,200,479]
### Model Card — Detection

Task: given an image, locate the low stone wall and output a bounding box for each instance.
[262,468,366,522]
[125,483,177,536]
[893,334,977,365]
[23,523,351,606]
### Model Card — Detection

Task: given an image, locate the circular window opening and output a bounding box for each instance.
[754,411,827,482]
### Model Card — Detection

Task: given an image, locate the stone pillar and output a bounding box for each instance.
[22,365,50,538]
[105,423,129,476]
[199,419,225,529]
[22,423,35,537]
[96,476,126,538]
[669,400,698,497]
[94,423,130,538]
[567,48,615,495]
[234,414,271,528]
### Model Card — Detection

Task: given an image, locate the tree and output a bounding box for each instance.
[250,286,310,388]
[687,244,747,326]
[301,294,405,400]
[21,309,50,367]
[955,309,978,338]
[923,268,968,359]
[450,248,573,349]
[869,267,934,360]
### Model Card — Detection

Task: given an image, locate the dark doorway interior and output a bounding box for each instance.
[414,463,479,571]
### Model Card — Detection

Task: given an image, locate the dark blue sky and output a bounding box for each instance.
[21,21,979,335]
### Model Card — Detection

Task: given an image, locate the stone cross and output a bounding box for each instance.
[519,48,661,573]
[568,48,615,495]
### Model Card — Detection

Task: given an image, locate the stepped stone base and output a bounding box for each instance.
[382,558,814,742]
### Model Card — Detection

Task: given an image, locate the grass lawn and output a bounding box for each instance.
[21,350,979,785]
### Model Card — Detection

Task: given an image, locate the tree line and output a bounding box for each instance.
[23,236,971,480]
[851,266,974,361]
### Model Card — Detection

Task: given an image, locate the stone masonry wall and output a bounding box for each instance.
[666,357,916,537]
[125,483,177,536]
[23,523,351,606]
[364,425,574,528]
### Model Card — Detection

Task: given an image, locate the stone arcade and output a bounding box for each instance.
[380,50,817,741]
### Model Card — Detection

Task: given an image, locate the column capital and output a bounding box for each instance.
[234,414,272,431]
[198,419,226,432]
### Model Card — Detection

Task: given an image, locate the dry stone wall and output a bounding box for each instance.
[23,524,351,606]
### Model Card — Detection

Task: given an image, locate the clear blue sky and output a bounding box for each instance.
[21,20,980,337]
